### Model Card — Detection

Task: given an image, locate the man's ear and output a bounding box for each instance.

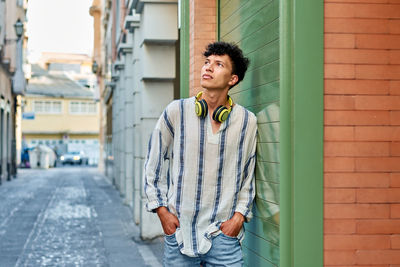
[228,74,239,87]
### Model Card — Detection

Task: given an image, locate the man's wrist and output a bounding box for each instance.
[233,212,245,225]
[156,206,168,216]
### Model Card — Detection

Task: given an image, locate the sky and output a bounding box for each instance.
[26,0,94,63]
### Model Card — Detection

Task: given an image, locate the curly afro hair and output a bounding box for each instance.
[203,41,250,89]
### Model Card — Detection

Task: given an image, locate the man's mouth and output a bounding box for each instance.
[202,74,213,79]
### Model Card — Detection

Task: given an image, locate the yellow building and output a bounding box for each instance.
[22,63,100,165]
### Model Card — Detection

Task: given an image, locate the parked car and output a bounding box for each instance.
[60,151,88,165]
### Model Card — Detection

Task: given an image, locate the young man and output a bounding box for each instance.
[144,42,257,266]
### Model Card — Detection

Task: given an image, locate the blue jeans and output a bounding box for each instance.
[163,233,243,267]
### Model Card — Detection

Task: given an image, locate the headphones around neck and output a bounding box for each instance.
[195,91,233,122]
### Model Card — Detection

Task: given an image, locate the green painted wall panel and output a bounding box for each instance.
[256,161,279,183]
[257,143,280,163]
[222,0,274,37]
[247,215,279,246]
[230,60,279,94]
[245,39,279,72]
[237,20,279,56]
[244,230,279,266]
[256,181,280,203]
[220,0,246,23]
[224,1,278,44]
[219,0,281,265]
[243,246,277,267]
[231,82,279,109]
[258,122,280,142]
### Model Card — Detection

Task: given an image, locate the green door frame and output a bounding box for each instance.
[280,0,324,266]
[179,0,190,98]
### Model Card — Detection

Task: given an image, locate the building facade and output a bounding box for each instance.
[95,0,400,266]
[0,0,28,183]
[95,0,178,239]
[21,55,100,165]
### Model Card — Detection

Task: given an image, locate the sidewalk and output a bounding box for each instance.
[0,167,164,267]
[92,169,165,267]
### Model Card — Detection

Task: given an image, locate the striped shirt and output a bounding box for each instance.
[144,96,257,257]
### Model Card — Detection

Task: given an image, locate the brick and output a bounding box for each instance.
[390,20,400,34]
[355,126,400,141]
[193,15,216,25]
[324,250,355,265]
[392,235,400,249]
[325,234,390,250]
[356,250,400,264]
[325,48,389,64]
[325,126,354,141]
[194,23,216,33]
[325,188,356,203]
[194,0,215,8]
[357,188,400,203]
[326,3,400,19]
[325,3,356,18]
[324,173,390,188]
[325,18,389,34]
[392,111,400,125]
[193,8,215,17]
[356,34,400,49]
[194,31,216,40]
[325,157,355,172]
[390,51,400,64]
[324,219,357,234]
[325,204,390,218]
[325,79,389,95]
[391,142,400,156]
[325,111,390,126]
[357,219,400,233]
[355,96,400,110]
[325,142,389,157]
[325,33,355,48]
[325,95,355,110]
[392,204,400,218]
[392,173,400,187]
[325,64,355,79]
[356,65,400,80]
[356,157,400,172]
[391,81,400,95]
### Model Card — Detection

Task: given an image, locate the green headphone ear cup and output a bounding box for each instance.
[212,105,229,122]
[195,99,208,118]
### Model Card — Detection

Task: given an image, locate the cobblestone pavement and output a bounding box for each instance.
[0,167,163,267]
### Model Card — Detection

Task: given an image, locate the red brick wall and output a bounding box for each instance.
[189,0,216,97]
[324,1,400,266]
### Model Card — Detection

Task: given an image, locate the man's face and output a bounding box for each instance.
[200,54,238,90]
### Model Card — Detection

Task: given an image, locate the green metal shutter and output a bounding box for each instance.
[219,1,280,266]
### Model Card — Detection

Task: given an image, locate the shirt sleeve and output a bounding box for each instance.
[144,102,176,212]
[235,115,257,222]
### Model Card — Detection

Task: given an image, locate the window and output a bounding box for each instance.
[69,101,97,114]
[33,100,62,114]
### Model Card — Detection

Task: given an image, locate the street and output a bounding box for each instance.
[0,167,163,267]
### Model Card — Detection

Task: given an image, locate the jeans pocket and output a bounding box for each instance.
[165,232,176,237]
[220,232,238,241]
[164,232,177,245]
